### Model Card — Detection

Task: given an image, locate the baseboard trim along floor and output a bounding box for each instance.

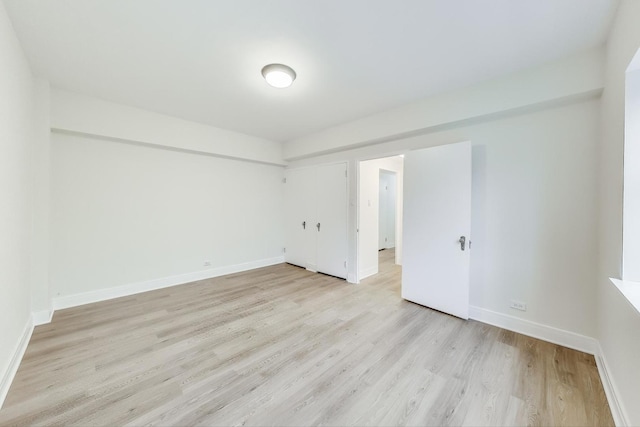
[0,318,33,409]
[468,305,597,355]
[594,342,629,426]
[52,256,285,312]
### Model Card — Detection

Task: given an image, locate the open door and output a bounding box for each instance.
[402,141,471,319]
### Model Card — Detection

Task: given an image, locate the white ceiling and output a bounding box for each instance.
[4,0,618,142]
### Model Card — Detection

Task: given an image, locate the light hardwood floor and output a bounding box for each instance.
[0,249,613,426]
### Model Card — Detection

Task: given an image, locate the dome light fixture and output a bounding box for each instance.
[261,63,296,88]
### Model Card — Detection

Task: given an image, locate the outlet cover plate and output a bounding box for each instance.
[510,300,527,311]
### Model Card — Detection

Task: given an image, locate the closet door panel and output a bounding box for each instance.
[284,168,316,268]
[316,163,348,279]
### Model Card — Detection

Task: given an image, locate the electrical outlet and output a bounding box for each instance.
[204,260,212,267]
[510,300,527,311]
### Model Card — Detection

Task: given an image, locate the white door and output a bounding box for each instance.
[402,141,471,319]
[284,167,316,269]
[386,172,396,249]
[379,170,397,250]
[378,172,388,250]
[316,163,348,279]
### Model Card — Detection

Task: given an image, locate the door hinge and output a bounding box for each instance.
[283,178,287,183]
[345,170,347,178]
[283,247,286,253]
[344,261,347,268]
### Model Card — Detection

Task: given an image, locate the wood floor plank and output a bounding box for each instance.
[0,249,613,426]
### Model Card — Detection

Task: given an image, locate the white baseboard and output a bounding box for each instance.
[469,305,598,355]
[359,266,378,281]
[594,342,629,427]
[0,317,33,409]
[470,306,627,425]
[32,309,53,326]
[52,256,285,312]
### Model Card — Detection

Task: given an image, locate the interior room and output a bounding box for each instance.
[1,1,639,425]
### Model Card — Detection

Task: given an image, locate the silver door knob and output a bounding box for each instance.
[459,235,466,251]
[302,221,306,229]
[316,222,321,231]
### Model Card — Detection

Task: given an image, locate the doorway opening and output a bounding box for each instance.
[357,155,404,281]
[379,169,397,252]
[356,142,471,319]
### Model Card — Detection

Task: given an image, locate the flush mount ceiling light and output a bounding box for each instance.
[261,63,296,88]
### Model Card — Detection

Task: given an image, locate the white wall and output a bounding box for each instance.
[285,48,604,160]
[358,156,403,279]
[41,88,288,307]
[51,88,285,166]
[0,1,36,405]
[292,98,600,341]
[30,79,51,317]
[623,68,640,282]
[597,1,640,425]
[50,131,285,301]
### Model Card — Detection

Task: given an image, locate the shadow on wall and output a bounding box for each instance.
[470,144,487,306]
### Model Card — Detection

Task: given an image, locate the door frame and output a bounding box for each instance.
[354,140,471,284]
[355,154,405,283]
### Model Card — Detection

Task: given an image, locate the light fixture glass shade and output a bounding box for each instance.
[262,63,296,88]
